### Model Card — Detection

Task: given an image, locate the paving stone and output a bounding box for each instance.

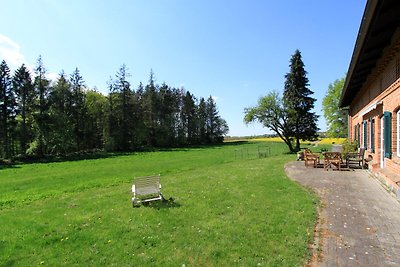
[285,161,400,266]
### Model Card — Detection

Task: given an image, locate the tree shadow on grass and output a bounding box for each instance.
[0,160,21,170]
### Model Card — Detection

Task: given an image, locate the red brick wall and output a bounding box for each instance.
[348,47,400,177]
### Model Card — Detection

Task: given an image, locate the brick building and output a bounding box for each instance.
[340,0,400,194]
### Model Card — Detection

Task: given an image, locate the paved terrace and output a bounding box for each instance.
[285,161,400,266]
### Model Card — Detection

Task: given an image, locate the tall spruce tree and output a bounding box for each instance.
[143,70,159,146]
[105,77,117,151]
[205,96,227,143]
[114,64,134,150]
[283,50,318,151]
[13,64,34,155]
[181,91,197,144]
[158,83,178,146]
[48,71,74,154]
[197,97,207,144]
[70,68,87,151]
[33,56,51,156]
[0,60,16,159]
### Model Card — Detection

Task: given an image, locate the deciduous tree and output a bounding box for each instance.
[322,76,348,137]
[244,91,295,152]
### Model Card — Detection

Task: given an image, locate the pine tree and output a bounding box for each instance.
[0,60,16,159]
[114,64,134,150]
[105,77,117,151]
[13,64,34,156]
[283,50,318,151]
[181,91,197,144]
[143,69,159,146]
[33,55,51,156]
[197,97,207,144]
[158,83,179,146]
[133,82,147,147]
[205,96,227,144]
[70,68,87,151]
[48,71,74,154]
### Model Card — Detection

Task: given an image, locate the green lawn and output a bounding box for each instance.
[0,142,317,266]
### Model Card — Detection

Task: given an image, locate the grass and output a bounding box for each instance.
[0,142,317,266]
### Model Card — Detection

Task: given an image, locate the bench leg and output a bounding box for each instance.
[132,198,141,207]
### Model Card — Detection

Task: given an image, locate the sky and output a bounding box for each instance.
[1,0,366,137]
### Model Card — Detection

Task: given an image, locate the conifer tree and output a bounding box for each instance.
[283,50,318,151]
[70,68,87,151]
[114,64,134,150]
[197,97,207,144]
[13,64,34,155]
[181,91,197,144]
[48,71,74,154]
[33,56,51,156]
[143,69,159,146]
[0,60,16,158]
[205,96,227,143]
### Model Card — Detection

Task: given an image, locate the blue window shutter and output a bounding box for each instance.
[384,112,392,158]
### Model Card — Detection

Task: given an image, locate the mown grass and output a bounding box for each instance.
[0,142,317,266]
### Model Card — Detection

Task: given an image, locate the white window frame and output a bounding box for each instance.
[360,123,363,148]
[397,109,400,157]
[369,118,372,151]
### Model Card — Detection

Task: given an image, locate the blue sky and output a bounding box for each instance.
[1,0,366,136]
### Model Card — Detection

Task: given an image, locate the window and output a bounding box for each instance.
[397,109,400,157]
[384,112,392,159]
[370,118,375,153]
[357,124,361,148]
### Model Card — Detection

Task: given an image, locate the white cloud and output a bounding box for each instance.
[0,34,26,69]
[47,72,59,82]
[0,34,58,81]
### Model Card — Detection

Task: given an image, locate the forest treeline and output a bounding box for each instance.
[0,56,229,160]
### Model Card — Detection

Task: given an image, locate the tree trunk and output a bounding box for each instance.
[295,136,300,152]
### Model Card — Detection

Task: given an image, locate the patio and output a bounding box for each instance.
[285,161,400,266]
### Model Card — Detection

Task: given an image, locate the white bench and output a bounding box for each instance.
[132,175,163,206]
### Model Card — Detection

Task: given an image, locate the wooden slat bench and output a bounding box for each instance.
[132,175,163,207]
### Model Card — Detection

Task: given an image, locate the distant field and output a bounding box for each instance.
[318,138,347,145]
[0,142,317,266]
[230,136,347,145]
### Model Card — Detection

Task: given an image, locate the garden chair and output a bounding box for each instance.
[304,148,320,168]
[346,147,366,169]
[132,175,163,207]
